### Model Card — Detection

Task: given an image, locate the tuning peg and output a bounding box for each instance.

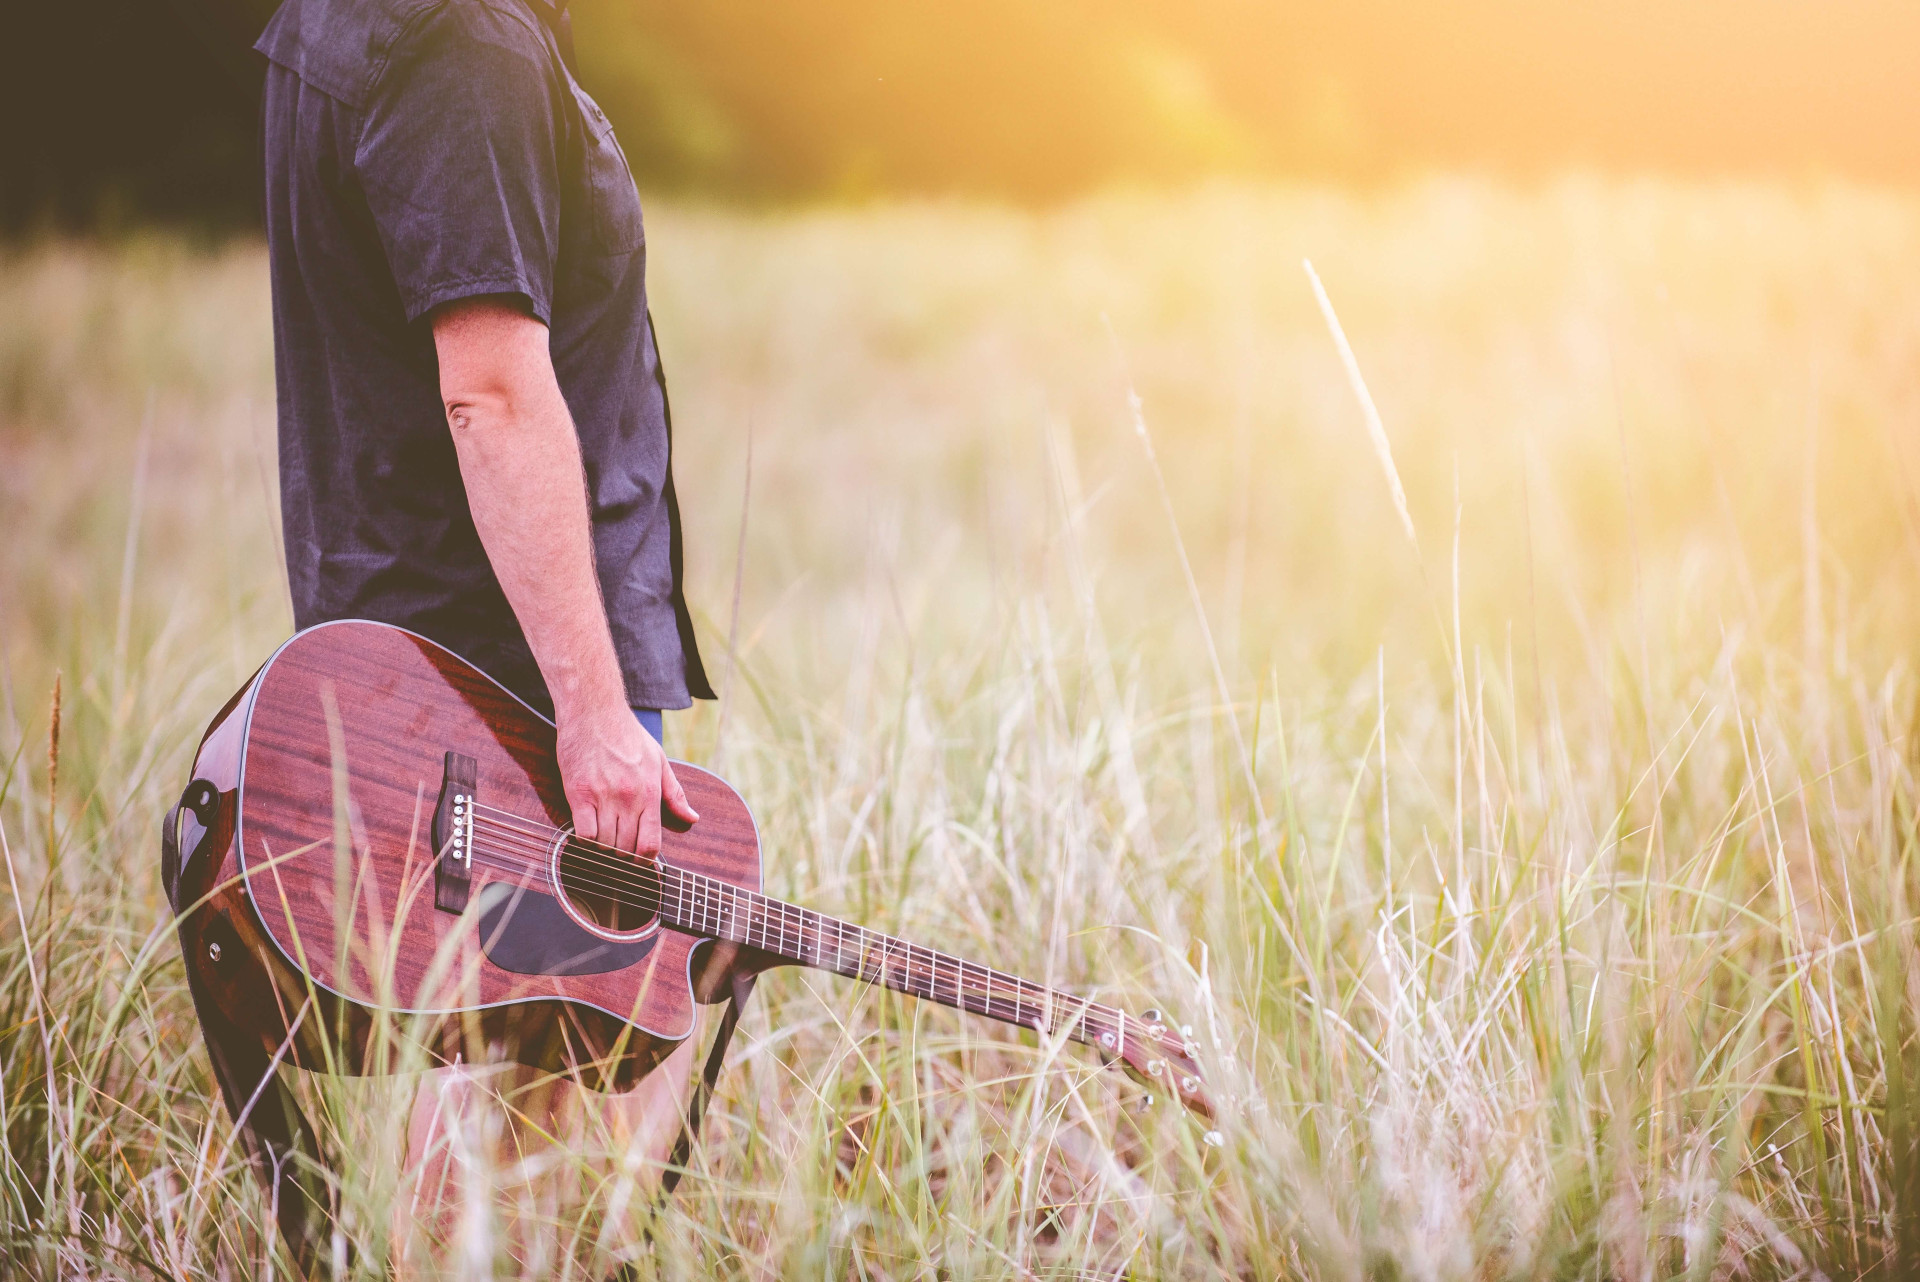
[1202,1130,1225,1148]
[1140,1008,1163,1025]
[1180,1023,1193,1039]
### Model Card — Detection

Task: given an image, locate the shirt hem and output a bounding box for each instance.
[403,273,552,326]
[623,681,697,711]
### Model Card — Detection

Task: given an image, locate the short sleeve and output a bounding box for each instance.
[355,7,562,324]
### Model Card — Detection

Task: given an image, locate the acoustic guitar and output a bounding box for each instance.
[170,620,1213,1129]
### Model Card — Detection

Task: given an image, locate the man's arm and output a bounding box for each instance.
[431,296,696,856]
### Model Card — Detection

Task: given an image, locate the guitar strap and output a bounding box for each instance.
[161,785,339,1275]
[164,781,755,1276]
[661,968,756,1197]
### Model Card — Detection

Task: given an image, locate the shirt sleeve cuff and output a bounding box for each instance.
[403,272,551,327]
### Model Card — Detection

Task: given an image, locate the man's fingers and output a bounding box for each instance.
[661,761,699,824]
[637,777,664,855]
[570,798,600,845]
[608,804,640,856]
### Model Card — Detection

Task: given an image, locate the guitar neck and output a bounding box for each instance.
[656,863,1126,1052]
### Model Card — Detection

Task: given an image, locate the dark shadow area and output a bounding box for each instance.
[1,0,271,235]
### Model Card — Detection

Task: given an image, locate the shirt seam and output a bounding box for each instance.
[351,1,449,149]
[352,0,554,162]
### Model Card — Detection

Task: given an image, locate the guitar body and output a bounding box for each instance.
[175,619,759,1091]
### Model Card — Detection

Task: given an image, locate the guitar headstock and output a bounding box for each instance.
[1114,1006,1218,1129]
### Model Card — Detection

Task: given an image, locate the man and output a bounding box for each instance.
[254,0,714,1267]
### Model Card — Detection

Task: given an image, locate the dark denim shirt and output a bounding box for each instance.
[256,0,711,713]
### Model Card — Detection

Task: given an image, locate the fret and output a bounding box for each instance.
[931,948,956,1008]
[916,945,937,1001]
[906,943,928,1000]
[727,884,746,943]
[956,958,981,1019]
[861,927,882,985]
[905,941,921,996]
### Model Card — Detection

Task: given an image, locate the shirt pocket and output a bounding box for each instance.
[570,83,644,257]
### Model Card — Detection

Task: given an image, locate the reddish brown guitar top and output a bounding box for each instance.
[178,620,1213,1114]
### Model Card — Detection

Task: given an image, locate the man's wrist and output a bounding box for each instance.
[547,655,629,725]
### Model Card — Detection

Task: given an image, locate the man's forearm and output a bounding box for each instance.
[431,297,694,856]
[435,302,624,719]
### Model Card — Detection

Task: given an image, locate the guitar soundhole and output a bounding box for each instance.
[551,832,660,938]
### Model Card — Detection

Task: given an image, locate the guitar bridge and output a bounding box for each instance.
[432,752,478,914]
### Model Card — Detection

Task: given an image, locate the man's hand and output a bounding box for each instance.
[555,702,697,856]
[431,296,696,855]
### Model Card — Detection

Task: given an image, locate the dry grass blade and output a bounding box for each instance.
[1303,257,1419,555]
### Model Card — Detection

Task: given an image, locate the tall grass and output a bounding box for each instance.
[6,178,1920,1277]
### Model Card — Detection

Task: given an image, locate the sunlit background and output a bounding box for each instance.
[9,3,1920,1278]
[10,0,1920,226]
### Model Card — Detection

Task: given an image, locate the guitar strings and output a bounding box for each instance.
[463,815,1077,1033]
[448,804,1125,1044]
[462,801,1073,1021]
[463,827,1065,1034]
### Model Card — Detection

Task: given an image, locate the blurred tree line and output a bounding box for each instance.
[7,0,1920,234]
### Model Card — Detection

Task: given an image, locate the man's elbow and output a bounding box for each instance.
[442,387,517,436]
[431,296,553,437]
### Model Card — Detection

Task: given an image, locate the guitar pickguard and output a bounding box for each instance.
[474,882,657,977]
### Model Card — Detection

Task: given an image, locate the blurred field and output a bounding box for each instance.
[7,178,1920,1277]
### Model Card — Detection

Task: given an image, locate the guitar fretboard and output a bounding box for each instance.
[650,861,1126,1053]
